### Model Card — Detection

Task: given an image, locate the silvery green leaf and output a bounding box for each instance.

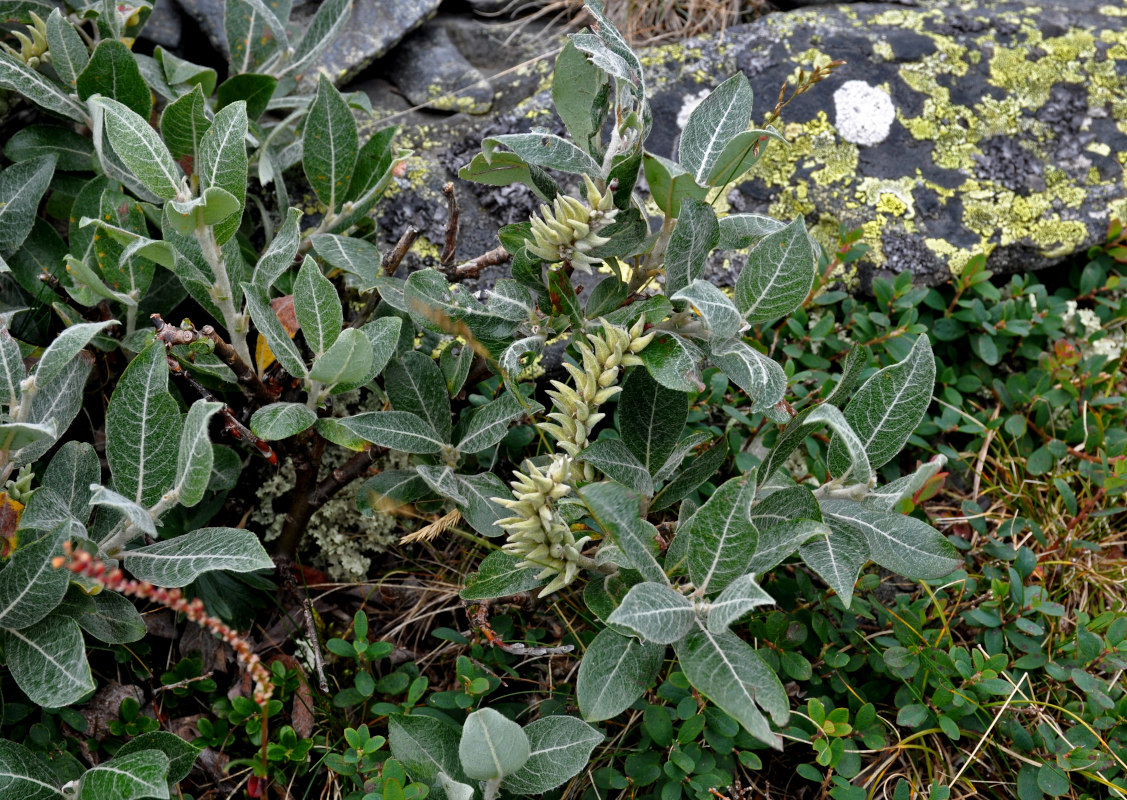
[706,573,774,633]
[17,487,77,534]
[416,465,466,504]
[823,344,870,408]
[435,774,473,800]
[682,472,758,595]
[370,276,406,311]
[484,133,602,177]
[198,101,248,244]
[251,207,303,290]
[77,40,150,118]
[798,521,868,608]
[0,526,68,630]
[456,392,541,454]
[385,351,451,442]
[250,402,317,441]
[568,33,637,86]
[440,341,474,396]
[607,582,694,644]
[106,342,183,506]
[679,72,753,185]
[829,334,936,474]
[0,738,65,799]
[359,470,428,516]
[175,400,222,507]
[760,404,871,490]
[458,708,530,781]
[5,125,93,170]
[89,485,156,537]
[459,550,545,600]
[303,75,358,211]
[208,446,242,492]
[572,1,643,83]
[502,716,604,795]
[453,472,510,537]
[341,411,446,454]
[225,0,289,74]
[116,732,200,783]
[577,628,664,722]
[642,152,708,218]
[13,352,93,468]
[0,49,87,123]
[639,331,704,392]
[867,455,947,510]
[283,0,350,78]
[310,233,380,288]
[89,96,180,200]
[579,439,653,496]
[124,527,273,587]
[735,216,815,324]
[552,39,610,157]
[3,615,95,707]
[747,484,820,531]
[45,8,88,91]
[650,438,727,513]
[710,337,786,413]
[674,624,787,748]
[671,280,743,341]
[706,126,786,188]
[61,586,146,644]
[389,714,464,785]
[747,522,827,575]
[0,327,24,406]
[579,482,665,585]
[311,328,372,387]
[0,421,55,452]
[156,47,216,95]
[241,282,307,378]
[820,498,959,580]
[0,155,56,260]
[362,316,402,378]
[160,84,210,162]
[294,254,341,355]
[42,441,99,520]
[664,196,719,297]
[620,366,687,475]
[487,279,535,322]
[314,418,364,451]
[500,335,543,391]
[77,750,170,800]
[653,431,713,484]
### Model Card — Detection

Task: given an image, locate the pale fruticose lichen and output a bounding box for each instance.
[254,390,408,581]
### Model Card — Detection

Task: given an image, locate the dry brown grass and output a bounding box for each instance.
[485,0,770,46]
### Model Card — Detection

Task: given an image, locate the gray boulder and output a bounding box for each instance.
[387,23,494,114]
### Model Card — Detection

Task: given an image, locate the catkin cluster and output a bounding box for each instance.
[2,13,50,69]
[527,174,618,273]
[495,316,654,595]
[496,456,590,596]
[542,316,654,478]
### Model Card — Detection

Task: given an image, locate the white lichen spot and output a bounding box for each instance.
[833,80,896,146]
[676,88,711,129]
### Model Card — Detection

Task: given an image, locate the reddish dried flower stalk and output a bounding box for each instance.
[53,543,274,705]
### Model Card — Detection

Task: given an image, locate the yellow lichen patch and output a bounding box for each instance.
[872,39,895,62]
[988,28,1095,108]
[1101,4,1127,16]
[924,238,981,276]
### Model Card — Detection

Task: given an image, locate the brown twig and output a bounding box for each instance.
[309,447,384,508]
[451,245,511,283]
[441,182,460,277]
[349,226,420,330]
[281,565,329,692]
[468,601,575,657]
[150,314,276,405]
[153,321,279,464]
[274,434,326,561]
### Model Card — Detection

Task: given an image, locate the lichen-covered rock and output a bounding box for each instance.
[357,0,1127,291]
[717,0,1127,285]
[388,23,494,114]
[140,0,184,50]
